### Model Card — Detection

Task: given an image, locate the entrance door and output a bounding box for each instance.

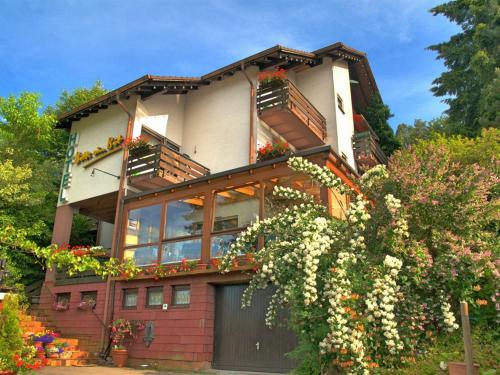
[213,284,297,373]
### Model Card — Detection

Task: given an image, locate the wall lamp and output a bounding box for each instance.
[90,168,120,179]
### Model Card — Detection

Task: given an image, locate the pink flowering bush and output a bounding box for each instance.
[219,131,498,374]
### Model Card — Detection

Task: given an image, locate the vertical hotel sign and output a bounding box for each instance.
[59,133,79,203]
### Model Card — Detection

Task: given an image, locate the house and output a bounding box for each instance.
[39,42,387,373]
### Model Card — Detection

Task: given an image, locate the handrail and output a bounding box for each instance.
[256,79,327,141]
[352,131,388,166]
[127,144,210,184]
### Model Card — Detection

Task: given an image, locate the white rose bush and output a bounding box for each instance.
[219,157,470,374]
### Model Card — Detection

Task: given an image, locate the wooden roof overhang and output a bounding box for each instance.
[123,145,359,205]
[57,42,379,128]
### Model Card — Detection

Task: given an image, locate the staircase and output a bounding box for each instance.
[20,313,97,367]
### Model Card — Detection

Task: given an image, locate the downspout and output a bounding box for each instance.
[99,94,134,354]
[241,62,256,164]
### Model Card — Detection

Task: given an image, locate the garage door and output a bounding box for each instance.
[213,284,297,373]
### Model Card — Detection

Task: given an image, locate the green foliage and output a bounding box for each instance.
[428,0,500,136]
[385,324,500,374]
[395,117,449,148]
[0,294,24,362]
[0,82,108,286]
[46,80,108,117]
[360,94,400,156]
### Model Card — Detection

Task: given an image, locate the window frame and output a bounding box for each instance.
[56,292,71,306]
[145,286,164,309]
[122,288,139,310]
[337,93,345,114]
[171,285,191,307]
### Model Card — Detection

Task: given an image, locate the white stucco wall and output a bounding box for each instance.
[58,99,135,206]
[135,94,186,145]
[296,57,356,170]
[182,68,257,173]
[332,60,356,168]
[295,58,338,152]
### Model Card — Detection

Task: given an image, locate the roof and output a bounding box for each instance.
[57,42,379,128]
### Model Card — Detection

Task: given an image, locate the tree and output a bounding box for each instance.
[360,94,400,156]
[0,81,108,285]
[395,117,449,148]
[46,80,107,117]
[428,0,500,135]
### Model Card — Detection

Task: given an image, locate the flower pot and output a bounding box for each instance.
[0,370,17,375]
[196,263,208,270]
[111,349,128,368]
[129,146,152,157]
[448,362,479,375]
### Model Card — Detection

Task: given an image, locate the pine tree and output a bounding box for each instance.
[428,0,500,135]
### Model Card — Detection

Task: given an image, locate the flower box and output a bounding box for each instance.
[448,362,480,375]
[77,300,96,311]
[53,304,69,311]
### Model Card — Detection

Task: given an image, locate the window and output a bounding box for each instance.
[124,245,158,267]
[161,197,204,264]
[172,285,190,306]
[124,205,161,266]
[125,205,161,246]
[211,184,260,257]
[81,291,97,305]
[146,287,163,308]
[56,293,70,306]
[122,289,138,309]
[341,152,348,162]
[337,94,345,114]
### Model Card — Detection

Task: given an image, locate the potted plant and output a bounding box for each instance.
[77,298,96,311]
[257,141,292,162]
[109,319,143,368]
[122,135,151,157]
[257,67,287,86]
[53,300,69,311]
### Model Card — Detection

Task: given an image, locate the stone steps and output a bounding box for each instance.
[19,311,95,367]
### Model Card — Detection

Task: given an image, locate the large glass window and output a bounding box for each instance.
[162,239,202,264]
[165,197,204,239]
[211,184,260,258]
[125,205,161,246]
[123,245,158,266]
[213,185,260,231]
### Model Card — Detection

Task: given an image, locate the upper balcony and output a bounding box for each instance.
[256,79,327,149]
[352,114,388,173]
[127,144,210,190]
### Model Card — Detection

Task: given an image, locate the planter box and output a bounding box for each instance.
[448,362,480,375]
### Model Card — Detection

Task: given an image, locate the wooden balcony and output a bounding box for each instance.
[127,144,210,190]
[256,79,327,149]
[352,114,388,173]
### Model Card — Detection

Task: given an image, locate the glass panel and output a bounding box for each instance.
[125,205,161,246]
[330,188,348,219]
[123,245,158,266]
[173,288,190,305]
[161,239,201,264]
[56,293,70,305]
[213,185,260,232]
[123,290,137,307]
[165,197,204,239]
[264,174,320,217]
[210,233,238,258]
[147,288,163,306]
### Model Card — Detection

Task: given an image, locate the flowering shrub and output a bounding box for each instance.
[257,141,292,162]
[110,319,144,350]
[218,153,497,374]
[257,68,287,84]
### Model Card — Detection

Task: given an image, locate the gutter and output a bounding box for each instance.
[240,62,256,164]
[99,94,135,355]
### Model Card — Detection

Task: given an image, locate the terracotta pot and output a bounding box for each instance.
[448,362,480,375]
[111,349,128,368]
[196,263,208,270]
[0,371,17,375]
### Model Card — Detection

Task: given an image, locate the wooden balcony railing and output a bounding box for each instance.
[127,144,210,190]
[352,126,388,173]
[256,79,327,149]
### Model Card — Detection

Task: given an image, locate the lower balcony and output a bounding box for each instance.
[257,79,327,149]
[127,144,210,190]
[352,114,388,173]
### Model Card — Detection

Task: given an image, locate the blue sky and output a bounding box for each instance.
[0,0,458,129]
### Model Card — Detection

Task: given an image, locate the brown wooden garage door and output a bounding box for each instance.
[213,284,297,373]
